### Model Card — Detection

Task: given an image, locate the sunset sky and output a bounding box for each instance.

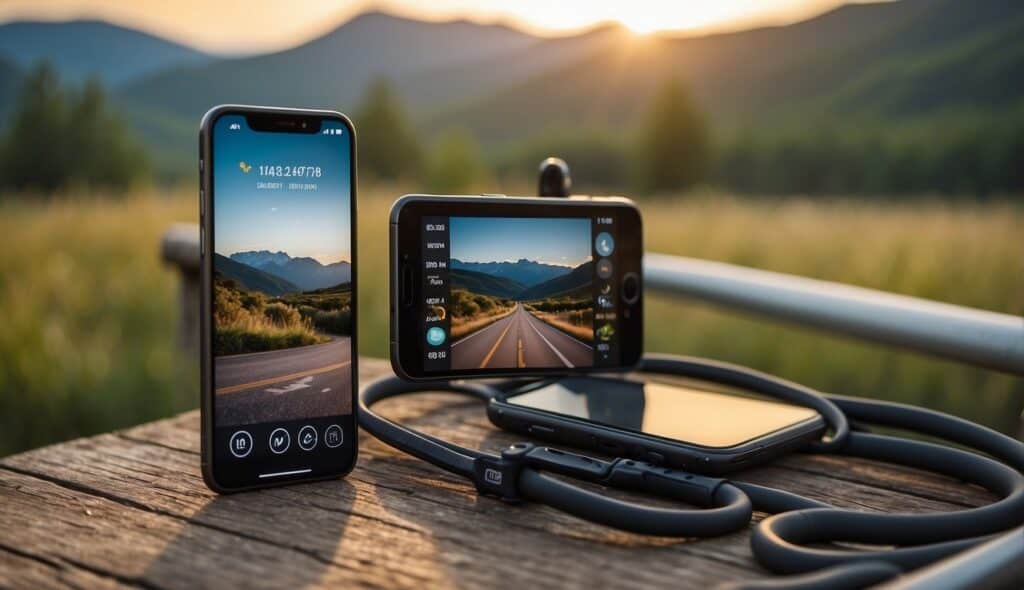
[0,0,881,54]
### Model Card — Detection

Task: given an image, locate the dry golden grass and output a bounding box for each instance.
[527,309,593,342]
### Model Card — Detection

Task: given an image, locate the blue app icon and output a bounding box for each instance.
[595,232,615,257]
[426,326,446,346]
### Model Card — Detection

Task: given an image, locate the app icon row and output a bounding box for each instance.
[229,424,343,458]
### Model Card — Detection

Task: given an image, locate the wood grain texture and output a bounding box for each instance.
[0,358,999,589]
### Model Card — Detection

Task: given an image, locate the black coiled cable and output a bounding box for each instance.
[358,355,1024,589]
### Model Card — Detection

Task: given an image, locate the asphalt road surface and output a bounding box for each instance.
[215,336,352,426]
[451,304,592,370]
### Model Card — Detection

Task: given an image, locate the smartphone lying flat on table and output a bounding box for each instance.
[390,195,643,380]
[489,377,825,475]
[199,105,357,492]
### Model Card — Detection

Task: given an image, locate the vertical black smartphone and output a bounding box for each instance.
[199,105,357,492]
[390,195,642,380]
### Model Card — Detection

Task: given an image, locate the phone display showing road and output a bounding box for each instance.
[215,337,352,426]
[452,304,592,369]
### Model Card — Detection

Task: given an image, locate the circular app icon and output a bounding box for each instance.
[596,258,613,279]
[595,232,615,257]
[228,430,253,459]
[426,326,446,346]
[268,428,290,454]
[324,424,344,448]
[298,425,318,451]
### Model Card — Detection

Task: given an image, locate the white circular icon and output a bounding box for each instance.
[298,425,318,451]
[228,430,253,459]
[595,232,615,257]
[324,424,344,448]
[268,428,290,454]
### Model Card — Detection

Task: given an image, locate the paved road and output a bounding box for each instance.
[214,336,352,426]
[451,304,592,370]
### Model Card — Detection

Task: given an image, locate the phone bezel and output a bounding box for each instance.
[390,194,643,381]
[199,105,358,493]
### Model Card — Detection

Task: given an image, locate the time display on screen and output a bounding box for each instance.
[257,165,322,177]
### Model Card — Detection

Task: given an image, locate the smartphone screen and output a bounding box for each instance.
[204,109,356,490]
[504,377,821,449]
[392,196,642,379]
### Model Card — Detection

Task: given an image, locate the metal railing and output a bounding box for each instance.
[162,225,1023,376]
[644,253,1024,376]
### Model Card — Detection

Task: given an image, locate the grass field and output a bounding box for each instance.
[1,188,1021,456]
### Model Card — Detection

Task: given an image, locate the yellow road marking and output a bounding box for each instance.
[517,337,524,368]
[479,311,516,368]
[216,360,351,395]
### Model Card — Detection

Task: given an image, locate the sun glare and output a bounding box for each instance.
[613,4,747,35]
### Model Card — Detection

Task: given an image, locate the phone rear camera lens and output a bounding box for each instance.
[622,273,639,304]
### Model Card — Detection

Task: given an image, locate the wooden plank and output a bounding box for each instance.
[0,359,1002,589]
[0,546,130,590]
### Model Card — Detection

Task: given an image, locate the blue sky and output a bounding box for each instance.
[450,216,591,267]
[212,115,352,264]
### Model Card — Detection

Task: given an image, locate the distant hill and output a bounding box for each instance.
[0,20,211,84]
[214,253,300,296]
[451,258,573,288]
[427,0,1024,142]
[229,250,351,292]
[5,1,1021,180]
[450,268,525,299]
[119,11,535,119]
[518,261,593,300]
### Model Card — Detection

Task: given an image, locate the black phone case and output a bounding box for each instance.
[389,194,643,381]
[199,105,359,493]
[486,397,825,475]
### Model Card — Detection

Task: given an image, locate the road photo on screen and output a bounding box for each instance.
[448,216,594,370]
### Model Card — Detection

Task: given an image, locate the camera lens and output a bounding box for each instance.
[622,273,640,304]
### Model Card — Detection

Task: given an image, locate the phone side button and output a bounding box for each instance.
[730,446,764,463]
[200,226,206,257]
[527,424,555,435]
[645,450,666,464]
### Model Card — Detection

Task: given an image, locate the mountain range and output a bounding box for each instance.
[213,253,300,296]
[451,258,576,288]
[228,250,351,292]
[1,0,1022,177]
[0,20,211,84]
[451,258,591,301]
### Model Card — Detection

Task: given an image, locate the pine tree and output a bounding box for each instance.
[0,62,69,192]
[0,63,146,192]
[353,78,424,181]
[636,79,711,194]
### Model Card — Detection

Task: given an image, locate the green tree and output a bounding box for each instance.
[636,78,711,194]
[0,63,69,192]
[427,130,490,193]
[66,78,147,189]
[353,78,424,181]
[0,63,146,193]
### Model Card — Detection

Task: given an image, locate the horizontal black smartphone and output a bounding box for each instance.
[391,194,643,380]
[199,105,358,492]
[488,376,826,475]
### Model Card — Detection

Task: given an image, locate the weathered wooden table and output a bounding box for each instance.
[0,359,998,589]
